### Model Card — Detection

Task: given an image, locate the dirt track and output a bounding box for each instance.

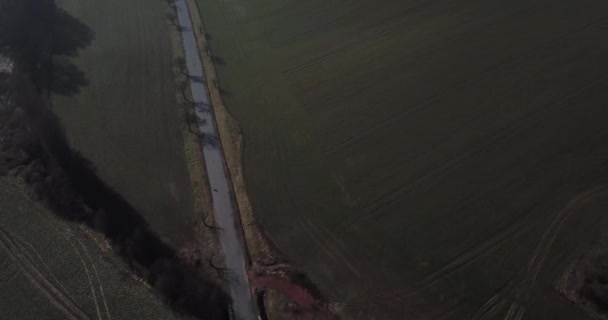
[0,227,92,320]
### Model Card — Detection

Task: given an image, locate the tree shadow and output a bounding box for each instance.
[51,8,94,57]
[0,0,93,97]
[191,75,204,83]
[1,1,231,319]
[203,133,220,149]
[11,68,231,320]
[51,59,89,96]
[212,56,226,66]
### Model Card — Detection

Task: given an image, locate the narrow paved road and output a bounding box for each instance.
[174,1,257,319]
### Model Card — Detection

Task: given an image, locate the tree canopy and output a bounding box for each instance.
[0,0,93,94]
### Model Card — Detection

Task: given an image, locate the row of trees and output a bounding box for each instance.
[0,0,93,96]
[0,0,231,318]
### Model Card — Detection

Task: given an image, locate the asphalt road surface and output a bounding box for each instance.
[174,1,257,319]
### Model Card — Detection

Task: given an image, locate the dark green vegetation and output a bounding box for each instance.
[0,177,188,320]
[55,0,196,245]
[0,0,92,95]
[1,0,230,318]
[196,0,608,318]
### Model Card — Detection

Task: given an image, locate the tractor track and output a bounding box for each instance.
[0,227,92,320]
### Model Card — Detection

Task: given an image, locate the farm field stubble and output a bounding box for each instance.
[54,0,196,245]
[195,0,608,318]
[0,177,188,320]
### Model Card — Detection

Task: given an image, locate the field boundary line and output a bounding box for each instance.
[185,0,274,273]
[165,0,225,286]
[0,227,92,320]
[76,236,111,320]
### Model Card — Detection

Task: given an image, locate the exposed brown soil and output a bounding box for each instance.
[249,271,317,309]
[184,1,332,317]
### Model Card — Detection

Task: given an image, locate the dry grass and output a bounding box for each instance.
[185,0,289,313]
[165,1,226,286]
[185,0,273,268]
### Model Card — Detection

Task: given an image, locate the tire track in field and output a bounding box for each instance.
[24,206,106,320]
[338,212,532,308]
[299,216,362,278]
[333,98,546,238]
[295,2,541,113]
[501,184,608,319]
[463,291,508,320]
[69,233,104,320]
[469,185,608,320]
[322,56,514,156]
[271,0,353,48]
[323,17,608,156]
[281,0,473,76]
[78,227,138,283]
[32,219,102,319]
[526,185,608,285]
[336,176,536,308]
[280,3,540,124]
[342,172,608,312]
[332,73,608,242]
[461,272,527,320]
[0,250,19,283]
[13,234,71,294]
[0,227,92,320]
[75,236,111,320]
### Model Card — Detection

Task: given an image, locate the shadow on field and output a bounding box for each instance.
[2,77,230,319]
[1,0,230,318]
[0,0,93,96]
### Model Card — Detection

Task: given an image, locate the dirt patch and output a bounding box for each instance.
[249,271,317,309]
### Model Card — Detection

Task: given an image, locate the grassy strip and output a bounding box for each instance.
[184,0,286,315]
[184,0,273,268]
[164,2,226,285]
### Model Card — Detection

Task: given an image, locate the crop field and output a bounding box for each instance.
[195,0,608,318]
[0,177,187,319]
[54,0,196,245]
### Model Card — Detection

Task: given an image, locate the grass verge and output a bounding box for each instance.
[184,0,272,269]
[165,1,226,286]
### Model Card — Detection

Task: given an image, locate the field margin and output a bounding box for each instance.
[185,0,273,269]
[164,0,227,285]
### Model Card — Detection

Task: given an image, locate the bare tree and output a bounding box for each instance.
[166,12,179,28]
[203,253,228,278]
[178,80,194,104]
[201,211,221,231]
[174,57,189,77]
[164,0,177,10]
[183,108,200,136]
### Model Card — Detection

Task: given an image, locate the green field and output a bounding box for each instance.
[195,0,608,318]
[54,0,196,245]
[0,177,188,320]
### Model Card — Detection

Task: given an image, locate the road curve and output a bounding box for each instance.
[173,1,257,319]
